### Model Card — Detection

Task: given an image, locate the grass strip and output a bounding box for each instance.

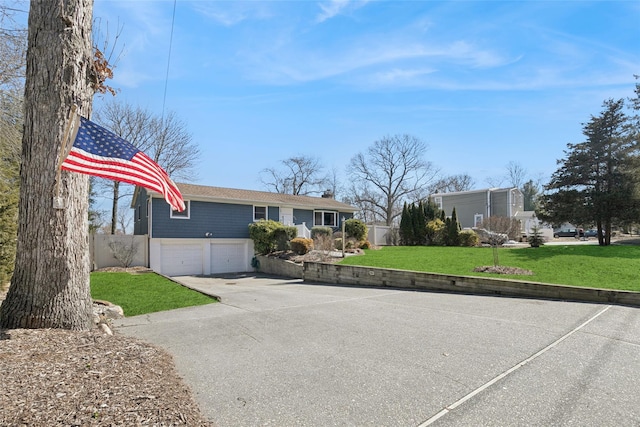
[91,272,216,316]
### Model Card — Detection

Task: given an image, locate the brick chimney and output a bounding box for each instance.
[321,189,334,199]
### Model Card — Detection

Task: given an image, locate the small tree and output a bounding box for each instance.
[108,236,139,268]
[528,225,545,248]
[481,216,520,266]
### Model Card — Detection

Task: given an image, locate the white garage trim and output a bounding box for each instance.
[150,238,254,276]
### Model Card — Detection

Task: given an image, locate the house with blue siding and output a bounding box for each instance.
[131,183,358,276]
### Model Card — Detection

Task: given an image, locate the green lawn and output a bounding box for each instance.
[90,272,216,316]
[339,245,640,292]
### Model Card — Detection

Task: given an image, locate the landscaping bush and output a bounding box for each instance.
[273,226,298,251]
[426,219,445,246]
[248,220,297,255]
[360,240,371,249]
[344,218,368,242]
[311,226,333,240]
[334,237,343,250]
[290,237,314,255]
[458,229,480,247]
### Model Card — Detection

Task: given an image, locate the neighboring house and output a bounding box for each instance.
[131,183,358,276]
[432,187,542,238]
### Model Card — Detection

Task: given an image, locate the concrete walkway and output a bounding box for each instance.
[114,275,640,426]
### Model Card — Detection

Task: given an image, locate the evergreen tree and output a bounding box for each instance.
[424,197,439,221]
[447,207,460,246]
[399,202,413,245]
[540,98,640,245]
[412,200,427,245]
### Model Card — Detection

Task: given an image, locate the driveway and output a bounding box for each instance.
[114,275,640,426]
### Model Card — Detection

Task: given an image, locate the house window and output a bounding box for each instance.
[314,210,337,227]
[170,200,190,219]
[474,213,483,228]
[434,196,443,209]
[254,206,267,221]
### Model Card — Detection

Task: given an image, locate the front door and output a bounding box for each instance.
[280,207,293,225]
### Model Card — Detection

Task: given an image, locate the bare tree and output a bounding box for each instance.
[0,0,96,329]
[430,173,475,194]
[94,101,200,234]
[343,184,385,224]
[506,161,527,188]
[108,236,138,268]
[261,155,327,195]
[486,161,528,189]
[0,2,27,93]
[348,134,438,226]
[147,110,200,180]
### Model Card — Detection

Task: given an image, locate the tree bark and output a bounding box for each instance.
[111,181,119,234]
[0,0,94,330]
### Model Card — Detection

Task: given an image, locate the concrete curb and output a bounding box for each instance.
[302,262,640,307]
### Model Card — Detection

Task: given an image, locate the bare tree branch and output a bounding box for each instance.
[348,134,438,225]
[260,155,327,195]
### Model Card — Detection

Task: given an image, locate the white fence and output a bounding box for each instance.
[90,234,148,270]
[296,222,311,239]
[367,225,395,246]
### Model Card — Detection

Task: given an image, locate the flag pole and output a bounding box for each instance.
[54,105,79,209]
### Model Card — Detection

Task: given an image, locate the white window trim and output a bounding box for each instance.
[434,196,443,209]
[314,210,338,227]
[170,200,190,219]
[474,213,484,228]
[253,205,267,222]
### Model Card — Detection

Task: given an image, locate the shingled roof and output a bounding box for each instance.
[175,183,358,212]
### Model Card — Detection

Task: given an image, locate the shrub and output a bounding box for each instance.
[314,233,335,253]
[290,238,313,255]
[344,218,368,242]
[458,229,479,247]
[481,216,521,241]
[334,237,343,250]
[311,226,333,240]
[425,219,445,246]
[272,226,298,251]
[248,220,297,255]
[360,240,371,249]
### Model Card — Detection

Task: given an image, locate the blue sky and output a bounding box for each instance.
[93,0,640,195]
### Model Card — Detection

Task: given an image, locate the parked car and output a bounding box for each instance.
[584,229,604,238]
[553,228,579,238]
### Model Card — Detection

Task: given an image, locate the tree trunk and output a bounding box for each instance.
[111,181,119,234]
[0,0,94,330]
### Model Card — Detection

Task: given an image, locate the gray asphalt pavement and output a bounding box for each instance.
[114,275,640,427]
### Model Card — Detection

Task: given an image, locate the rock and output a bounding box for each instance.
[98,323,113,336]
[92,300,124,324]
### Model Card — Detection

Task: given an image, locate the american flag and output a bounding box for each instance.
[60,114,185,212]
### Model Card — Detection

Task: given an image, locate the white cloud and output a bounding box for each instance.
[191,2,273,26]
[316,0,371,23]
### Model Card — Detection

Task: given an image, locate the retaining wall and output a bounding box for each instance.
[302,262,640,307]
[256,255,303,278]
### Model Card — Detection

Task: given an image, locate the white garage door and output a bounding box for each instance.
[161,244,203,276]
[211,243,247,274]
